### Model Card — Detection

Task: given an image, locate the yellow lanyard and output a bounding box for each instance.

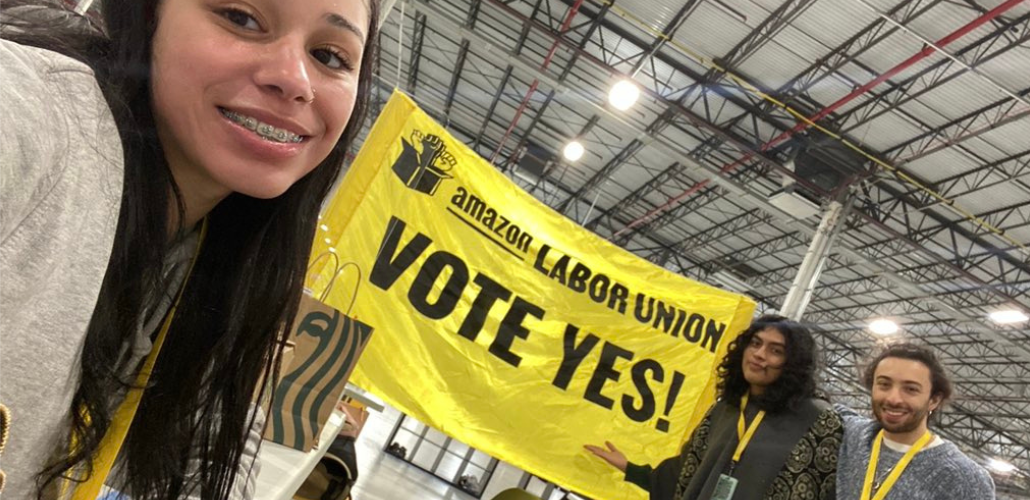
[65,220,207,500]
[732,394,766,465]
[861,429,933,500]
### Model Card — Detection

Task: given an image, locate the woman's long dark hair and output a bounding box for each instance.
[2,1,380,498]
[716,314,819,413]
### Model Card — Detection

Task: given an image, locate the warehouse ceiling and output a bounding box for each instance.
[366,0,1030,495]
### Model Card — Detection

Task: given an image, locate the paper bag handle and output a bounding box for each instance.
[306,251,363,315]
[321,262,362,315]
[306,251,341,289]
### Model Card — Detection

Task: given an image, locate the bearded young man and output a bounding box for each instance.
[837,343,995,500]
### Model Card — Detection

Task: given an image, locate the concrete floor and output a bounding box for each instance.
[346,405,583,500]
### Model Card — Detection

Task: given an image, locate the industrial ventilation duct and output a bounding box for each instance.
[771,133,868,220]
[516,142,554,180]
[790,134,869,193]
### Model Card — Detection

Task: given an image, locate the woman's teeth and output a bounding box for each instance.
[220,108,304,143]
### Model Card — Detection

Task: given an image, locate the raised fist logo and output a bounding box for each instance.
[392,131,456,196]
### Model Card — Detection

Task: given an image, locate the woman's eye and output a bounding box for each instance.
[222,8,261,30]
[312,47,351,71]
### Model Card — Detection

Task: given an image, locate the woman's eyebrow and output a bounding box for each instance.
[325,13,366,41]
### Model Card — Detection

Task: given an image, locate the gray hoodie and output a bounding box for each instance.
[1,37,123,500]
[0,39,262,500]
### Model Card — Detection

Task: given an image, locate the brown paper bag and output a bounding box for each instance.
[264,258,372,451]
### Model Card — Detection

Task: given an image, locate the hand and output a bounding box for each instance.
[584,441,628,472]
[336,402,368,439]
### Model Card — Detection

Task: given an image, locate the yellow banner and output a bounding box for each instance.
[312,90,755,500]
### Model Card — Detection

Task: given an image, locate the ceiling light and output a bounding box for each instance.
[989,310,1028,324]
[987,458,1017,474]
[868,319,899,336]
[608,79,640,111]
[563,140,585,162]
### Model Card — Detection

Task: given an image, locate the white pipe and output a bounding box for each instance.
[378,0,401,29]
[396,0,405,88]
[75,0,95,15]
[780,200,846,320]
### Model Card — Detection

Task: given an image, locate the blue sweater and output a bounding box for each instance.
[836,405,995,500]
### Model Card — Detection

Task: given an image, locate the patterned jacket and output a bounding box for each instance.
[673,403,844,500]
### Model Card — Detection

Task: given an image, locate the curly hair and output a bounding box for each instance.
[717,315,819,413]
[862,342,953,423]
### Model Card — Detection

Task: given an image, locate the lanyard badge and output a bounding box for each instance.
[860,429,933,500]
[713,394,767,500]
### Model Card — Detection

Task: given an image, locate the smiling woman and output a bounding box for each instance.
[151,0,370,214]
[0,0,379,499]
[585,315,844,500]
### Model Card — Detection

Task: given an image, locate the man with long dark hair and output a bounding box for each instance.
[836,343,994,500]
[585,315,842,500]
